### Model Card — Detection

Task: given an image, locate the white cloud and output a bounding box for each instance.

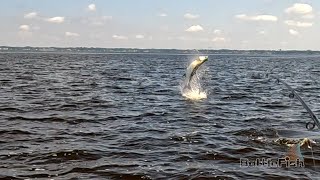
[135,35,144,39]
[258,30,266,35]
[88,4,96,11]
[235,14,278,22]
[184,13,200,20]
[302,14,315,19]
[199,38,210,42]
[88,16,112,26]
[24,12,37,19]
[158,13,167,17]
[289,29,299,35]
[235,14,246,19]
[65,32,80,37]
[112,35,128,40]
[168,36,210,42]
[285,3,312,14]
[212,37,226,42]
[102,16,112,20]
[177,36,188,41]
[46,17,65,23]
[19,25,30,31]
[284,20,313,27]
[185,25,204,32]
[242,40,249,44]
[168,36,189,41]
[213,29,222,35]
[32,26,40,31]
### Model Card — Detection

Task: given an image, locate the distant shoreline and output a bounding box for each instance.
[1,46,320,55]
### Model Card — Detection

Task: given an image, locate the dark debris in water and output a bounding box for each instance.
[232,128,279,139]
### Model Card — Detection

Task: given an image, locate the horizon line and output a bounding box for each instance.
[0,45,319,52]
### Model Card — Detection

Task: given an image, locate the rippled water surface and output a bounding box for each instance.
[1,53,320,179]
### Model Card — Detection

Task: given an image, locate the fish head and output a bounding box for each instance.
[198,56,208,64]
[187,55,209,74]
[192,56,208,68]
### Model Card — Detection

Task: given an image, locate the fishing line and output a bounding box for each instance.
[310,143,316,168]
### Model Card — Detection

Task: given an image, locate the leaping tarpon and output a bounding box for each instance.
[183,56,208,90]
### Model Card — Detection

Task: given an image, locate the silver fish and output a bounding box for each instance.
[183,56,208,90]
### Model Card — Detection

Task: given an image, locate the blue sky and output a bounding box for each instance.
[1,0,319,50]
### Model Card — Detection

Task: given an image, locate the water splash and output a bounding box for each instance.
[182,88,207,100]
[180,66,208,100]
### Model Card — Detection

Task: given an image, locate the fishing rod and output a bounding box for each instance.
[269,75,320,130]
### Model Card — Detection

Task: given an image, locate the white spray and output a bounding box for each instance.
[180,56,208,100]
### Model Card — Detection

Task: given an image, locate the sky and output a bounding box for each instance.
[1,0,320,50]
